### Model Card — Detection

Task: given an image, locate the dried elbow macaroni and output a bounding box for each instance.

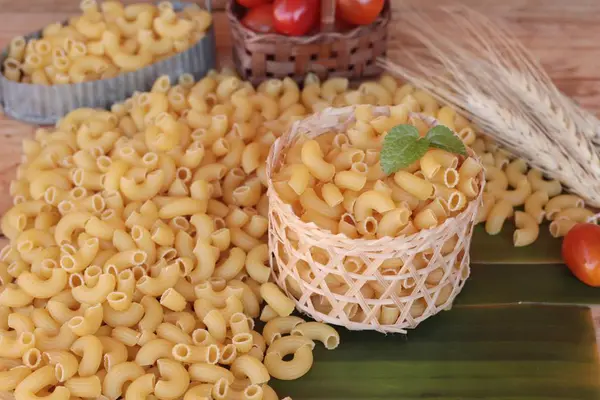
[2,0,212,85]
[0,68,342,400]
[0,67,588,399]
[272,104,483,240]
[471,137,590,243]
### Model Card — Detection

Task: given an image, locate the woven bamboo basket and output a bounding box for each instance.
[226,0,390,85]
[266,106,485,333]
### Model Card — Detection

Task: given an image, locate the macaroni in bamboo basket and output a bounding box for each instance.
[267,106,484,333]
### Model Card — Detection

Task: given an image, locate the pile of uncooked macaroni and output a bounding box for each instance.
[0,68,592,400]
[272,104,483,239]
[2,0,211,84]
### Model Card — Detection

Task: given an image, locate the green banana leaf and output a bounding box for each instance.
[270,305,600,399]
[470,224,562,264]
[456,263,600,306]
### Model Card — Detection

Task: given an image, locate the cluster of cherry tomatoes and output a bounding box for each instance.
[238,0,385,36]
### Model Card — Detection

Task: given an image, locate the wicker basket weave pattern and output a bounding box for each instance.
[226,0,390,85]
[267,107,484,333]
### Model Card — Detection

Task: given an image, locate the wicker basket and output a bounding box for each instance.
[266,107,484,333]
[226,0,390,85]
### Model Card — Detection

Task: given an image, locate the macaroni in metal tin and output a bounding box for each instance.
[0,1,215,125]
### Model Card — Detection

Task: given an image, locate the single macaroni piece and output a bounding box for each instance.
[125,373,156,400]
[103,361,145,399]
[524,190,549,224]
[188,363,234,384]
[262,316,305,345]
[291,322,340,350]
[545,194,585,219]
[70,335,102,376]
[485,200,513,235]
[264,338,314,380]
[553,207,595,223]
[260,305,280,323]
[394,171,434,201]
[266,335,315,356]
[497,178,532,207]
[484,165,508,194]
[260,283,296,317]
[505,158,528,188]
[301,140,336,182]
[475,193,496,224]
[353,190,395,222]
[549,218,577,238]
[154,358,190,400]
[135,338,174,366]
[65,375,102,398]
[0,366,31,392]
[527,169,562,198]
[245,244,271,284]
[513,211,540,247]
[15,366,70,400]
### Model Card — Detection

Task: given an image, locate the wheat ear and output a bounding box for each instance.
[379,4,600,206]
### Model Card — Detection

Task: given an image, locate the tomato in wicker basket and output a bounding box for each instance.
[227,0,390,83]
[337,0,384,25]
[272,0,320,36]
[241,3,276,33]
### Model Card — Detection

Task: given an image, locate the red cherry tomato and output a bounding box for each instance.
[241,4,275,34]
[236,0,273,8]
[272,0,320,36]
[336,0,384,26]
[562,223,600,287]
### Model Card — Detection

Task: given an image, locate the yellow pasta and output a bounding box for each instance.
[7,67,575,400]
[513,211,540,247]
[524,190,549,224]
[545,194,585,219]
[5,2,213,84]
[485,200,514,235]
[549,218,578,238]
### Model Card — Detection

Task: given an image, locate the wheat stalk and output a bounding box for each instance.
[379,4,600,206]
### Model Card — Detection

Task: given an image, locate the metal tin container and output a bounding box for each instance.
[0,1,216,125]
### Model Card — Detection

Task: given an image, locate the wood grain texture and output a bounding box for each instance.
[0,0,228,12]
[393,1,600,111]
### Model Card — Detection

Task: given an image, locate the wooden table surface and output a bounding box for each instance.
[1,0,600,354]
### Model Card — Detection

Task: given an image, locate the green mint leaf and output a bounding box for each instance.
[425,125,467,156]
[381,125,430,175]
